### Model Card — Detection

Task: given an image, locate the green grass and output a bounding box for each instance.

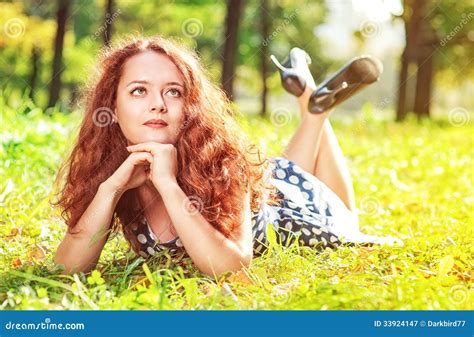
[1,97,472,310]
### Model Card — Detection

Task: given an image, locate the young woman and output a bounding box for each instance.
[53,36,401,277]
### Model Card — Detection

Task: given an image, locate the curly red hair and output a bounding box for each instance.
[52,35,280,253]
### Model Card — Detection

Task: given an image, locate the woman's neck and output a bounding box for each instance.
[136,180,177,240]
[137,181,162,208]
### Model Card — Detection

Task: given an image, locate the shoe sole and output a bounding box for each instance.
[309,56,383,114]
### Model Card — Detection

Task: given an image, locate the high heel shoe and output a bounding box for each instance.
[308,55,383,114]
[270,47,316,97]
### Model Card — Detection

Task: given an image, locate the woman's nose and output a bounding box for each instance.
[149,93,167,113]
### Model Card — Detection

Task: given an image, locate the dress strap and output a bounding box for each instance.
[143,215,179,245]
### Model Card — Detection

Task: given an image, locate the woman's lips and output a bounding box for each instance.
[144,122,167,129]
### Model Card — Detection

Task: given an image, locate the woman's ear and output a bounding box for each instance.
[113,109,118,123]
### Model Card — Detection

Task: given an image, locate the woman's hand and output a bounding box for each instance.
[126,142,178,192]
[104,151,153,194]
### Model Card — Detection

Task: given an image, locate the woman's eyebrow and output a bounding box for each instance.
[126,80,183,87]
[126,80,149,87]
[166,81,184,87]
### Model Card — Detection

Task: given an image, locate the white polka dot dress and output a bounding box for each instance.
[250,157,403,256]
[131,216,182,258]
[132,156,402,259]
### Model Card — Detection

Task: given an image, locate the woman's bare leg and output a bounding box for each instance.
[313,120,356,210]
[281,112,326,175]
[282,86,356,210]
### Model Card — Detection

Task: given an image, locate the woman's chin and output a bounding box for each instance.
[140,134,173,144]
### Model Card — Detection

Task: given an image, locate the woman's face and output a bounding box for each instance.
[115,50,186,146]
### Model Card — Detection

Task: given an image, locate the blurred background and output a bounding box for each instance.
[1,0,473,121]
[1,1,473,310]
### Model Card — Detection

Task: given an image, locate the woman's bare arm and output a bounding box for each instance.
[157,178,253,277]
[54,152,153,274]
[125,142,254,277]
[54,181,122,274]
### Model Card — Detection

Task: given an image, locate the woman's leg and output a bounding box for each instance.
[313,120,356,211]
[282,86,356,211]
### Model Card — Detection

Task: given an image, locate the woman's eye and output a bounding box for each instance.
[130,87,146,96]
[166,88,182,97]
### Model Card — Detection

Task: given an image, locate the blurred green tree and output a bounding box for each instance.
[48,0,71,109]
[396,0,474,121]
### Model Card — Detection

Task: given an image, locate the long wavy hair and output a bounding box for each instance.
[52,35,281,253]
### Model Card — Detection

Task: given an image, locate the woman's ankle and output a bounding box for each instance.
[300,110,330,123]
[297,86,313,114]
[298,96,333,120]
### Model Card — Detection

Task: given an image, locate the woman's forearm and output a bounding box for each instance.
[54,181,123,274]
[157,179,251,276]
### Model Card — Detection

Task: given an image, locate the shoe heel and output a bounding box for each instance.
[270,53,307,97]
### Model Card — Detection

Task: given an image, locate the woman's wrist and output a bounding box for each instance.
[99,179,125,204]
[153,177,179,194]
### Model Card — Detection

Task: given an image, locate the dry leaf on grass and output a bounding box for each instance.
[6,227,22,241]
[26,244,48,262]
[227,270,254,285]
[11,257,22,269]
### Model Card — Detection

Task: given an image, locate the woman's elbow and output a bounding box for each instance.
[53,254,95,275]
[199,251,253,277]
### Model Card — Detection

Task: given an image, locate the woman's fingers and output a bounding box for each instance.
[126,143,155,153]
[128,151,153,166]
[126,142,167,156]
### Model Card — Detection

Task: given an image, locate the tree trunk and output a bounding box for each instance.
[414,53,433,119]
[414,17,438,119]
[28,44,40,102]
[396,48,409,121]
[221,0,243,101]
[103,0,115,47]
[260,0,270,117]
[396,0,425,121]
[48,0,71,109]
